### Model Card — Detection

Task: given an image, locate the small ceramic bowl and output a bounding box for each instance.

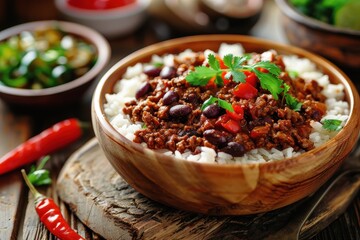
[92,35,360,215]
[0,20,110,108]
[55,0,150,38]
[275,0,360,69]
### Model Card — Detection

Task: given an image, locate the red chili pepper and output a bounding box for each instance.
[0,118,83,175]
[233,82,258,99]
[21,169,85,240]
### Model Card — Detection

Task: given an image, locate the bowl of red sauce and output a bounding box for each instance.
[55,0,150,38]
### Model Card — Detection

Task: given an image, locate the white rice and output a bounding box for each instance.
[104,44,349,164]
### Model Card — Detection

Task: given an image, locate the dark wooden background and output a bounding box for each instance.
[0,0,359,239]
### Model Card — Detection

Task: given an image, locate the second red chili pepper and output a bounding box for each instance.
[0,118,83,175]
[21,169,85,240]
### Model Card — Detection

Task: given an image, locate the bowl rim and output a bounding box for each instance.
[275,0,360,36]
[92,34,360,170]
[0,20,111,97]
[55,0,150,19]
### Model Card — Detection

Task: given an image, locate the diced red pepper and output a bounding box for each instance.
[226,104,244,121]
[233,82,258,99]
[222,119,241,134]
[216,56,227,69]
[244,71,258,87]
[216,114,241,134]
[222,71,231,84]
[257,67,269,73]
[206,76,217,88]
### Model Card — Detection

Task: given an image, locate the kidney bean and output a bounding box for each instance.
[160,66,177,79]
[203,104,222,118]
[203,129,228,147]
[184,93,199,104]
[169,105,192,118]
[163,91,179,105]
[135,82,151,100]
[143,65,161,78]
[222,142,245,157]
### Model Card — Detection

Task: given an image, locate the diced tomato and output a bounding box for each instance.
[244,71,258,87]
[206,76,217,88]
[226,104,244,121]
[222,119,241,134]
[222,71,231,84]
[233,82,258,99]
[216,56,227,69]
[257,67,269,73]
[215,114,241,134]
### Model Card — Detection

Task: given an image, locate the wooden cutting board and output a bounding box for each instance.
[57,138,359,240]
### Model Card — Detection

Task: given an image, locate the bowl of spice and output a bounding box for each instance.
[275,0,360,69]
[0,20,110,108]
[55,0,150,38]
[92,35,360,215]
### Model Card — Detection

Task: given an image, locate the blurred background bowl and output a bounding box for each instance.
[0,20,110,108]
[92,35,360,215]
[55,0,150,38]
[148,0,264,36]
[275,0,360,70]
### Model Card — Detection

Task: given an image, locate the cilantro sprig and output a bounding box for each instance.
[186,54,302,111]
[201,96,234,112]
[27,155,52,186]
[322,119,343,131]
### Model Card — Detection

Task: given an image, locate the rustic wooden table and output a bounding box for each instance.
[0,1,359,239]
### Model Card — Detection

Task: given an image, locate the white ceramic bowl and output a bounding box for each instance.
[55,0,150,38]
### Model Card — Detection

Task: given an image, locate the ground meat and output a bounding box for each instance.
[123,51,327,157]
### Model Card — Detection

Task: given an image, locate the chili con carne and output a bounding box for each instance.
[0,118,83,175]
[21,169,85,240]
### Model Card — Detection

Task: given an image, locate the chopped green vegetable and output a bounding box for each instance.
[322,119,343,131]
[289,0,359,30]
[201,96,234,112]
[0,27,97,89]
[27,156,52,186]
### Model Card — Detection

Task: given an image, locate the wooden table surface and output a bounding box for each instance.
[0,1,359,239]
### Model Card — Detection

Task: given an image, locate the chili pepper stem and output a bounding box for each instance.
[21,169,43,200]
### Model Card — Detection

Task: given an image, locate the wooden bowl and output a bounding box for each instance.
[0,20,110,108]
[275,0,360,69]
[92,35,360,215]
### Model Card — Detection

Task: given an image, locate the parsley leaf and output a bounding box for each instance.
[208,54,220,70]
[201,96,234,112]
[186,66,219,86]
[27,155,52,186]
[322,119,343,131]
[283,83,302,111]
[253,68,283,100]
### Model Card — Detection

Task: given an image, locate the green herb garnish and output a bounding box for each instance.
[322,119,343,131]
[186,54,302,111]
[283,83,303,111]
[201,96,234,112]
[27,155,52,186]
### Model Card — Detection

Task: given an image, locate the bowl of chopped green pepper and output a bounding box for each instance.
[275,0,360,69]
[0,20,110,108]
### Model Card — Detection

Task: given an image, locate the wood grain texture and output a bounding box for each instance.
[0,102,31,240]
[57,138,359,240]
